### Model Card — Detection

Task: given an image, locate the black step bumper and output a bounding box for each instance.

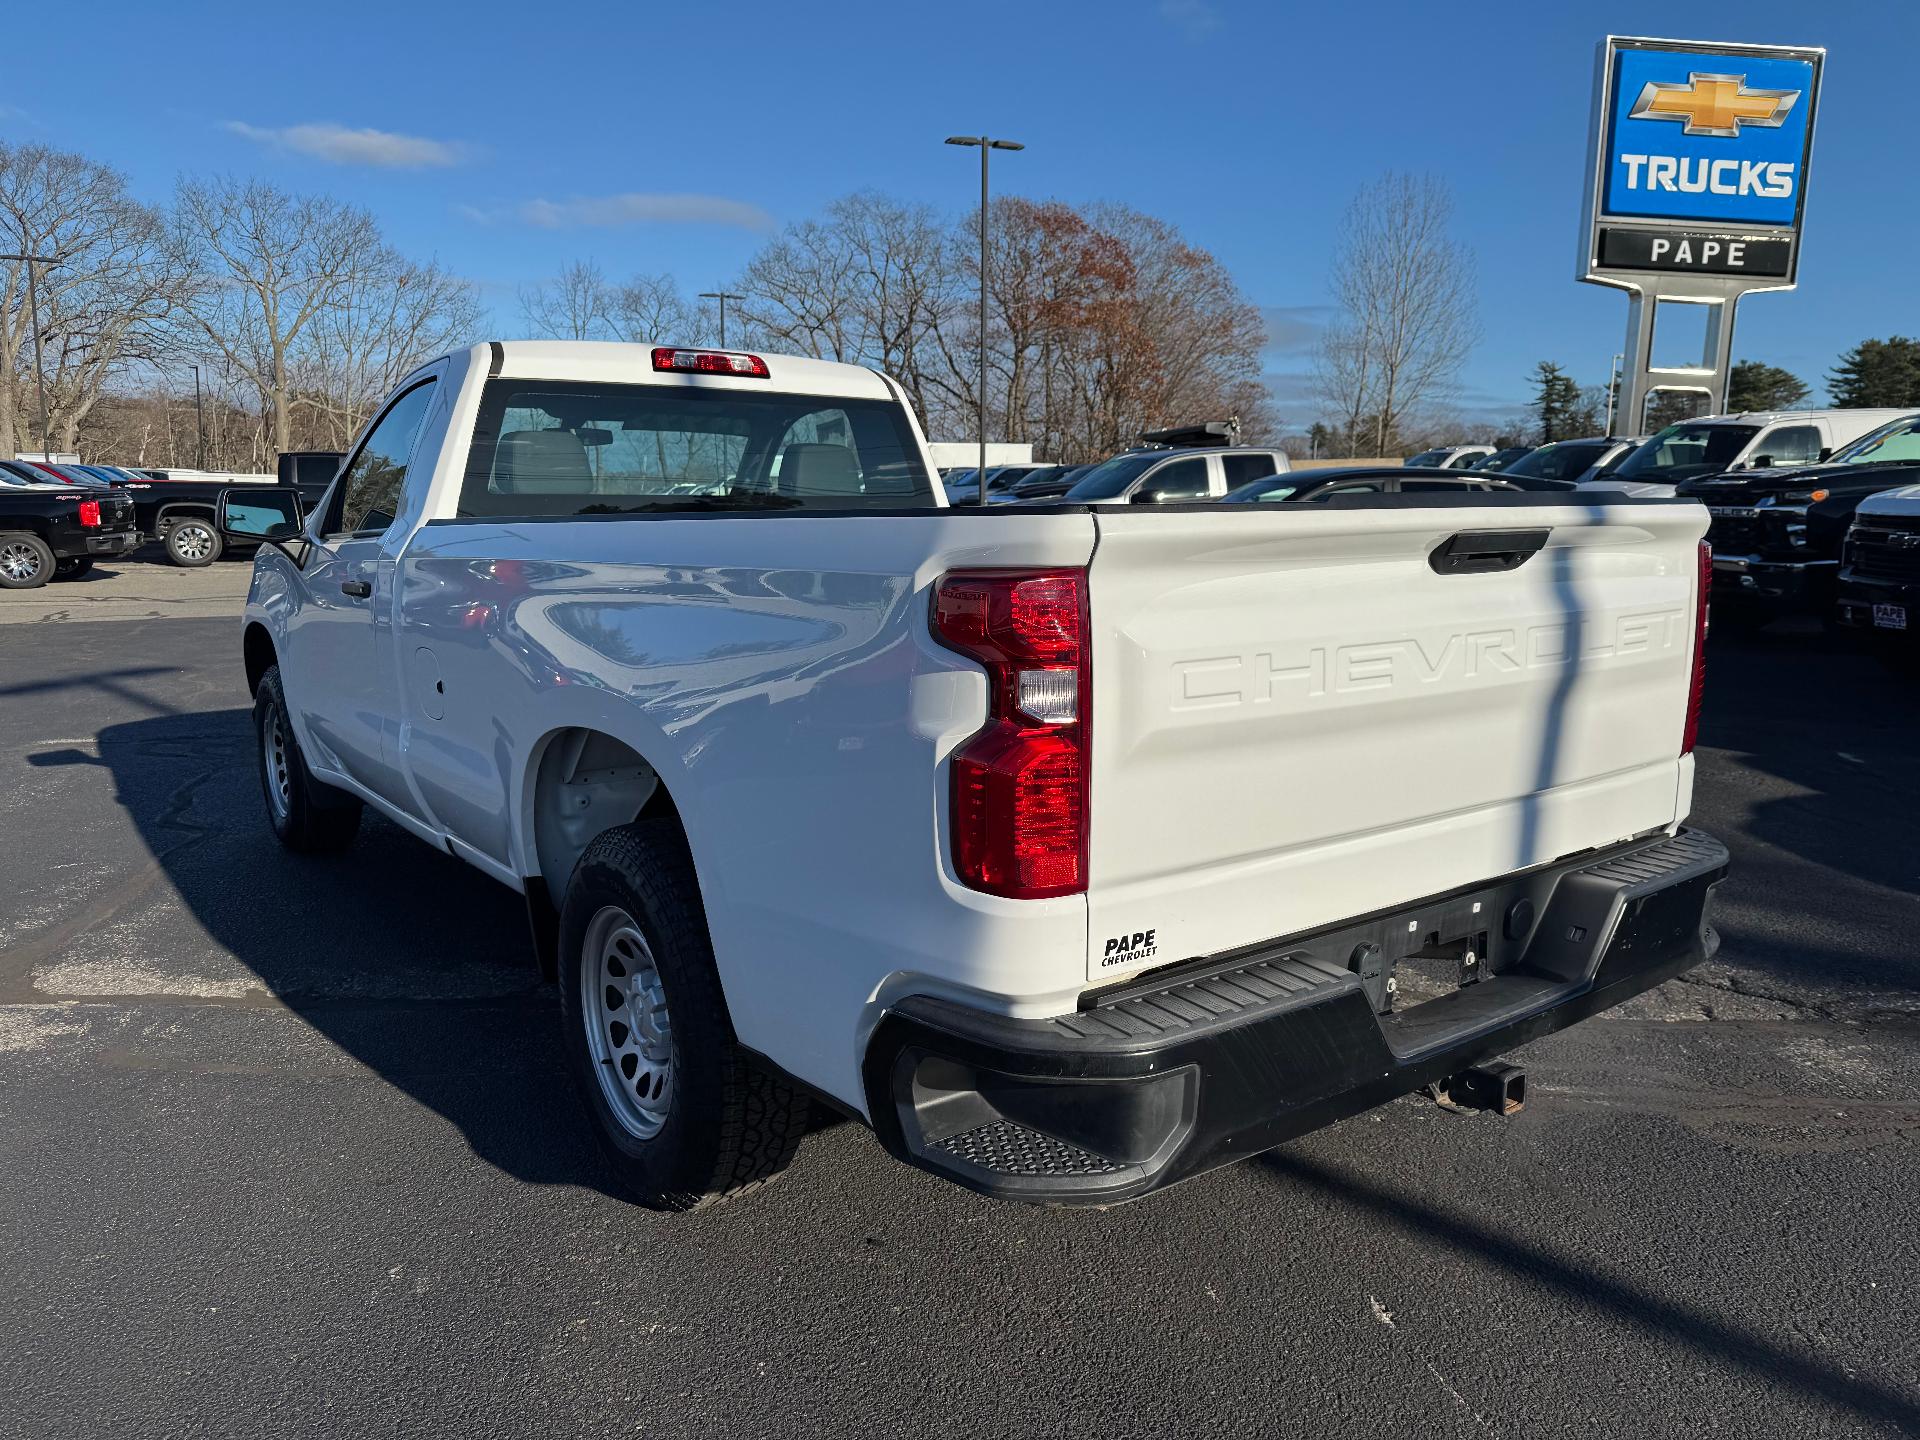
[865,829,1728,1205]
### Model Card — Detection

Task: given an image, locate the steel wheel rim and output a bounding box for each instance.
[581,905,675,1140]
[262,699,292,822]
[173,524,213,560]
[0,541,41,582]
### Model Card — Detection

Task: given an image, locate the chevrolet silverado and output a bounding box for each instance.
[228,340,1727,1210]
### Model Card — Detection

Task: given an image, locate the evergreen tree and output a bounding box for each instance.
[1727,360,1809,413]
[1530,362,1584,442]
[1828,338,1920,408]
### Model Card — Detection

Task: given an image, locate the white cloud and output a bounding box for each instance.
[225,121,468,169]
[1159,0,1222,40]
[518,192,773,232]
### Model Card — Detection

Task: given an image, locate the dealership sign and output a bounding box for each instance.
[1581,37,1822,287]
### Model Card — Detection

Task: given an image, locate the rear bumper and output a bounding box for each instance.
[864,829,1727,1205]
[51,528,140,560]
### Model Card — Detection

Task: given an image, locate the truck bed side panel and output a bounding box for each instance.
[396,512,1098,1111]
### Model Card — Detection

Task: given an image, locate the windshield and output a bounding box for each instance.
[1829,416,1920,466]
[457,381,934,517]
[1062,453,1162,501]
[1505,441,1608,481]
[1405,450,1444,466]
[1613,424,1760,483]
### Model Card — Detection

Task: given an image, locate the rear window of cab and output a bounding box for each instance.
[456,380,936,517]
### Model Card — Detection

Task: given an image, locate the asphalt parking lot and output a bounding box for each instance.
[2,566,1916,1439]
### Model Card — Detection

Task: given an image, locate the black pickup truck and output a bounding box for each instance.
[0,484,141,588]
[1675,412,1920,626]
[115,455,340,567]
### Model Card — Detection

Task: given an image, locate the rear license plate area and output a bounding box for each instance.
[1874,604,1907,630]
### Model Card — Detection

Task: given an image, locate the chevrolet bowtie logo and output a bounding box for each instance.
[1629,72,1801,137]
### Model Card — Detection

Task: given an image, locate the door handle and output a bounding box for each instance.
[340,579,372,598]
[1428,529,1550,576]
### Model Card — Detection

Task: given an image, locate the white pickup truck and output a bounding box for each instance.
[227,340,1727,1209]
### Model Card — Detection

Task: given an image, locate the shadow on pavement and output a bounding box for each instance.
[31,705,622,1201]
[1257,1150,1920,1434]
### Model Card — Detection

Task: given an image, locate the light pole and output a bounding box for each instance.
[699,291,744,348]
[1603,352,1625,435]
[945,135,1024,507]
[2,247,63,460]
[190,364,206,469]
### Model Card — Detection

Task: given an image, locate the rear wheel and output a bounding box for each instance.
[558,821,811,1210]
[254,665,362,852]
[163,516,221,567]
[0,533,54,589]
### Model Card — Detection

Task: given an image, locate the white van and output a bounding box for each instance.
[1583,410,1912,497]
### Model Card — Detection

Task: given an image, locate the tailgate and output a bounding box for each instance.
[1083,498,1707,983]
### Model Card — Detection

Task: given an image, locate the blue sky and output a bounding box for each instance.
[5,0,1915,434]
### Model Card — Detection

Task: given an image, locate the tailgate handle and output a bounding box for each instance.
[1429,528,1549,576]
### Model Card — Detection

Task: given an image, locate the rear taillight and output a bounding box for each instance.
[651,346,769,378]
[78,499,101,528]
[1682,539,1710,755]
[931,569,1089,898]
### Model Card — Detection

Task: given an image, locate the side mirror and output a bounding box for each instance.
[1818,447,1833,462]
[1748,454,1773,469]
[218,485,304,542]
[1132,486,1178,505]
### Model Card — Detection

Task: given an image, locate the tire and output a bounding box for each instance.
[163,516,222,567]
[53,557,94,580]
[0,532,55,589]
[253,665,362,852]
[558,821,810,1210]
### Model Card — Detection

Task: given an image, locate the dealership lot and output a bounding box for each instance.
[1,588,1916,1438]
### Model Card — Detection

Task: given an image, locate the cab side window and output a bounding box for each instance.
[1222,453,1277,490]
[331,380,439,537]
[1758,425,1820,466]
[1144,457,1209,499]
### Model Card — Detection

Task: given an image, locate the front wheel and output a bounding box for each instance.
[0,532,54,589]
[253,665,362,852]
[558,821,811,1210]
[53,557,94,580]
[163,517,221,567]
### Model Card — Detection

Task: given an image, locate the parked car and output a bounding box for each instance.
[1591,410,1911,498]
[948,463,1054,504]
[1469,447,1534,472]
[1405,445,1496,470]
[0,461,73,489]
[1058,445,1291,504]
[1220,466,1521,503]
[1676,411,1920,626]
[0,478,140,587]
[228,339,1724,1211]
[1835,484,1920,668]
[1503,436,1639,488]
[998,463,1092,503]
[4,460,113,489]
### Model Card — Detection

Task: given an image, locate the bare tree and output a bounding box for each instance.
[173,176,383,455]
[297,251,484,449]
[1316,172,1478,456]
[518,259,613,341]
[0,142,189,453]
[608,272,708,346]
